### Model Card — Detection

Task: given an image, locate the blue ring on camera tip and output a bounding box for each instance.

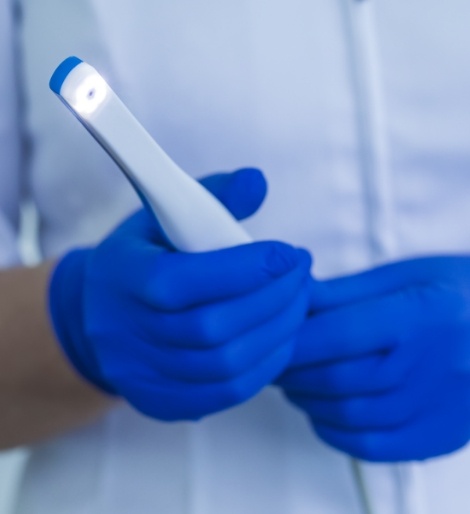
[49,56,83,95]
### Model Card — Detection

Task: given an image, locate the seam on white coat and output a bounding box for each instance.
[397,463,428,514]
[342,0,395,263]
[340,1,426,514]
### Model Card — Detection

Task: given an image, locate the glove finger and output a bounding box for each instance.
[288,377,423,432]
[121,339,294,421]
[289,290,417,367]
[135,287,309,382]
[288,343,447,432]
[309,256,462,312]
[278,351,410,398]
[314,401,470,462]
[199,168,267,220]
[131,242,311,311]
[132,255,311,347]
[111,208,167,243]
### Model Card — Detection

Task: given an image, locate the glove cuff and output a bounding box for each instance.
[48,249,116,395]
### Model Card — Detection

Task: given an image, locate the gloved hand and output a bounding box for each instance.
[49,168,312,421]
[278,257,470,461]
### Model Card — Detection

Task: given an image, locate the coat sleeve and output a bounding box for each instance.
[0,0,23,268]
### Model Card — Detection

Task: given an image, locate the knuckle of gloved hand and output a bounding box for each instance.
[292,283,311,321]
[335,399,366,427]
[145,256,187,311]
[83,309,112,346]
[212,346,246,380]
[149,402,202,423]
[219,376,254,409]
[405,283,465,324]
[346,401,397,430]
[377,361,408,391]
[260,243,308,280]
[342,399,403,430]
[451,416,470,453]
[401,285,470,348]
[291,394,313,413]
[349,434,384,461]
[191,309,229,346]
[322,367,351,396]
[314,423,385,461]
[442,287,470,328]
[130,386,207,422]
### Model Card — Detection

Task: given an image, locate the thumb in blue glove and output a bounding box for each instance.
[278,256,470,462]
[49,168,312,421]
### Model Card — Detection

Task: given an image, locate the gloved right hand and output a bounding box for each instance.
[49,168,312,421]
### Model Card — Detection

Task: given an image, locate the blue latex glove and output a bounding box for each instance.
[278,257,470,461]
[49,168,312,421]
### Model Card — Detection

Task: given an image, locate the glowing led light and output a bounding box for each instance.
[71,73,108,116]
[51,57,253,253]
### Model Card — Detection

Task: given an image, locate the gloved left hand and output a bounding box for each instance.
[278,256,470,462]
[49,168,312,422]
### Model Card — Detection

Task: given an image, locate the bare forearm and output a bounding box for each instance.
[0,262,114,449]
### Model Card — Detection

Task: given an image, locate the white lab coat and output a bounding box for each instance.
[1,0,470,512]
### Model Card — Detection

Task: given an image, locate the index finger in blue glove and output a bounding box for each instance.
[288,290,414,368]
[287,359,433,431]
[130,250,311,347]
[309,256,468,311]
[114,241,311,312]
[113,334,295,421]
[281,257,470,461]
[278,350,411,398]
